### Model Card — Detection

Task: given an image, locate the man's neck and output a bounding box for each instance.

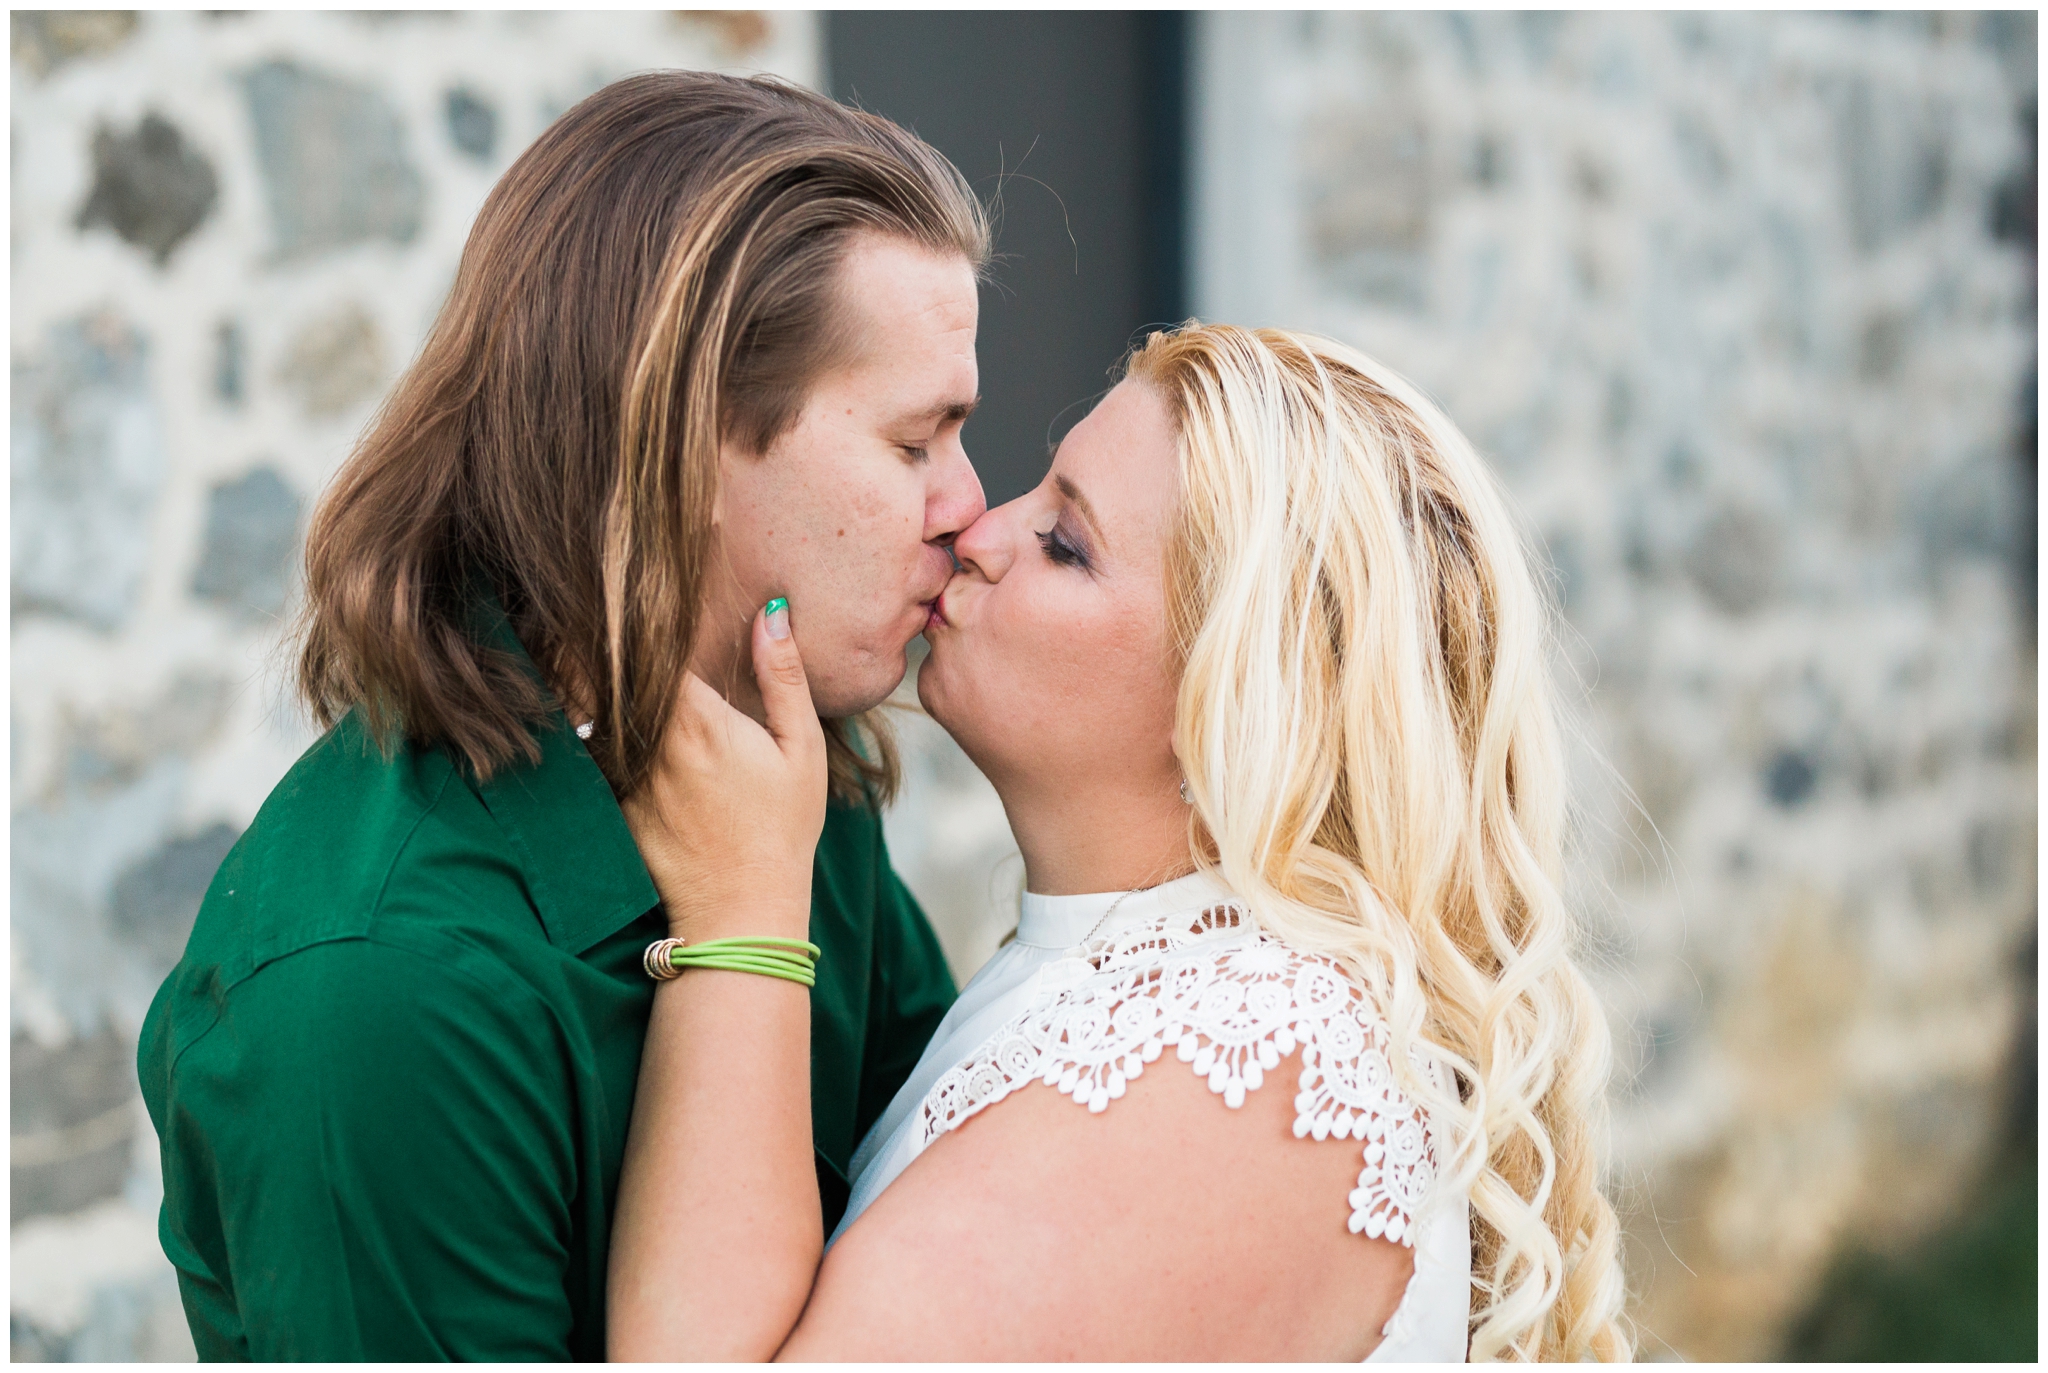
[684,607,768,727]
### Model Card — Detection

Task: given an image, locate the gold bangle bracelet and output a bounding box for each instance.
[643,937,685,981]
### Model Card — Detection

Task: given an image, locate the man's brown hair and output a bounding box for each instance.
[296,72,989,803]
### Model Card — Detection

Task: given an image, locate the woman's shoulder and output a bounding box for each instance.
[920,897,1444,1246]
[820,895,1461,1359]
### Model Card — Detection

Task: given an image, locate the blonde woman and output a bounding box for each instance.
[608,325,1630,1361]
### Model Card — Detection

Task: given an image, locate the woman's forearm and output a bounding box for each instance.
[607,953,821,1361]
[607,608,831,1360]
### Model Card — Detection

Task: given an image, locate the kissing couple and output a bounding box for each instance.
[141,72,1628,1362]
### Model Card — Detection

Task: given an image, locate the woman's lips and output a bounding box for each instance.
[924,591,948,632]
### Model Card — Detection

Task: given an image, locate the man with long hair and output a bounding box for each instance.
[138,73,989,1360]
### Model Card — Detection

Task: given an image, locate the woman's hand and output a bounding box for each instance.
[621,599,827,944]
[608,599,827,1362]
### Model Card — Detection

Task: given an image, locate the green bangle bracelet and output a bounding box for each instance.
[670,947,816,971]
[686,935,822,958]
[671,951,814,978]
[643,936,820,985]
[678,956,815,987]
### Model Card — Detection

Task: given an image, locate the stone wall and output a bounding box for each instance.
[8,12,822,1359]
[1193,11,2036,1359]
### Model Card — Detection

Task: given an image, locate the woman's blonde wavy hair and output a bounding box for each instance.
[1127,325,1629,1361]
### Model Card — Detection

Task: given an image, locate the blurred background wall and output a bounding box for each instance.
[1190,13,2037,1360]
[10,10,2036,1362]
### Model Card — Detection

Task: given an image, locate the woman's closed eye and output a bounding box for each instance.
[1037,524,1091,571]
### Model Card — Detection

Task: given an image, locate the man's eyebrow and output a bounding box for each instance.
[1054,473,1106,548]
[897,395,981,428]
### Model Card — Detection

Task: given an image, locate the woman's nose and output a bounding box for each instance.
[950,501,1016,583]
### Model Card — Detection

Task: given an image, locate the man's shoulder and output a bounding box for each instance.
[140,883,567,1119]
[170,716,533,1000]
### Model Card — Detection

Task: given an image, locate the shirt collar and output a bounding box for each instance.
[1013,869,1236,950]
[467,592,660,954]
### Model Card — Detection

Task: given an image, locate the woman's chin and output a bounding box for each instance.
[912,652,947,720]
[917,687,1006,784]
[914,654,975,738]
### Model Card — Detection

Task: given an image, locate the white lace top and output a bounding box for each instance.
[832,871,1472,1361]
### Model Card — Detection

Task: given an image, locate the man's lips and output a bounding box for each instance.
[917,549,958,634]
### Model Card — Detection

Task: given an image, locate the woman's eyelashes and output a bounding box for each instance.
[1036,523,1091,570]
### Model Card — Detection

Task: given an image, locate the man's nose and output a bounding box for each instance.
[924,444,987,546]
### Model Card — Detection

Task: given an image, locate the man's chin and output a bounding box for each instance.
[809,648,911,718]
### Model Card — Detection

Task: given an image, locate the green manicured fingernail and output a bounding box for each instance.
[763,597,788,617]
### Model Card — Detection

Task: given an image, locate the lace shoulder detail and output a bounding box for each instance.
[916,902,1440,1245]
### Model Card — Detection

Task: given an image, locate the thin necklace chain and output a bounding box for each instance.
[1075,865,1202,949]
[1078,888,1140,949]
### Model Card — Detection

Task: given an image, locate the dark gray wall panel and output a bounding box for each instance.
[828,11,1186,503]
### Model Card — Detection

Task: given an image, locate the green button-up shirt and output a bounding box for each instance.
[138,651,956,1361]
